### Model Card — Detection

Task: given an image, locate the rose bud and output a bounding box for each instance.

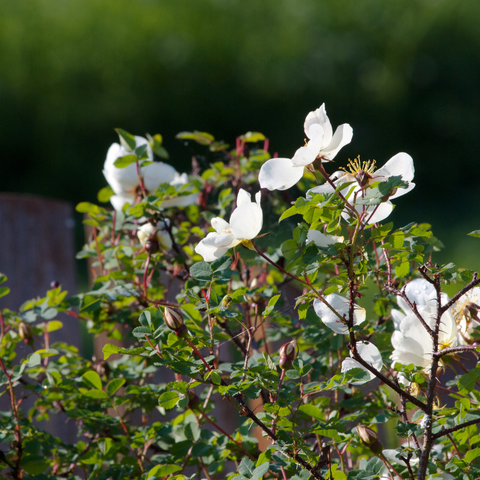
[357,425,383,454]
[18,321,35,347]
[279,340,297,371]
[187,390,201,410]
[164,307,188,338]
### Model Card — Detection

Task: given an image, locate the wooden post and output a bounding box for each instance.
[0,193,79,443]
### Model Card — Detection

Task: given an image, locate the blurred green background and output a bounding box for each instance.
[1,0,479,271]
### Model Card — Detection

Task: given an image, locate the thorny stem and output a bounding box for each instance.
[379,453,403,480]
[431,416,480,440]
[135,161,147,198]
[184,337,213,372]
[439,272,480,314]
[93,226,106,276]
[316,164,359,219]
[384,283,434,336]
[433,345,478,358]
[271,369,286,435]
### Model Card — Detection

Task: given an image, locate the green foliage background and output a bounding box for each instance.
[1,0,479,266]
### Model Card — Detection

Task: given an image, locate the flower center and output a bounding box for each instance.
[341,156,377,187]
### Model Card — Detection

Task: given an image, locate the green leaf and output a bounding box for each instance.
[211,370,222,385]
[468,230,480,239]
[82,370,103,390]
[147,464,182,478]
[395,261,410,278]
[0,273,7,284]
[139,309,152,328]
[97,185,114,203]
[0,286,10,298]
[190,261,213,280]
[81,389,108,399]
[299,404,324,420]
[238,458,255,477]
[159,391,180,410]
[113,154,137,169]
[46,320,63,332]
[458,367,480,393]
[22,459,49,475]
[115,128,136,151]
[184,421,201,441]
[241,131,265,143]
[176,130,214,145]
[279,205,299,222]
[106,378,126,396]
[27,352,41,367]
[76,202,103,215]
[263,294,280,317]
[212,256,232,273]
[465,447,480,463]
[251,462,270,480]
[132,326,151,338]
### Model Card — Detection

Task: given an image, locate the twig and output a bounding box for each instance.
[432,417,480,440]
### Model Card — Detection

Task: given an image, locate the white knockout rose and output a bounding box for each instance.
[258,104,353,191]
[195,189,263,262]
[103,135,197,211]
[308,153,415,224]
[313,293,366,334]
[137,221,172,252]
[341,341,383,385]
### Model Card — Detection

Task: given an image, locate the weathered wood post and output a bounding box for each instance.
[0,193,79,443]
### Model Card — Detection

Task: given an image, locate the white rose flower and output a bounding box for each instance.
[103,135,196,211]
[258,104,353,191]
[307,153,415,224]
[390,304,457,371]
[341,341,383,385]
[195,189,263,262]
[313,293,366,334]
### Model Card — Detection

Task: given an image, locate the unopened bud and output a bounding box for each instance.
[251,293,263,304]
[50,281,60,289]
[357,425,383,454]
[220,295,232,308]
[18,321,33,342]
[187,390,201,410]
[164,307,188,338]
[279,340,297,371]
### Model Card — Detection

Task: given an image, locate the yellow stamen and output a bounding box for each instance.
[340,156,377,176]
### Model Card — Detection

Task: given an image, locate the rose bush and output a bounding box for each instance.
[1,107,480,480]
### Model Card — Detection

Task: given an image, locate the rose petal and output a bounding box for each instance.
[236,189,252,206]
[142,162,177,192]
[258,158,305,191]
[321,124,353,160]
[195,235,231,262]
[313,294,365,334]
[304,104,333,145]
[307,230,344,247]
[211,217,231,233]
[230,201,263,240]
